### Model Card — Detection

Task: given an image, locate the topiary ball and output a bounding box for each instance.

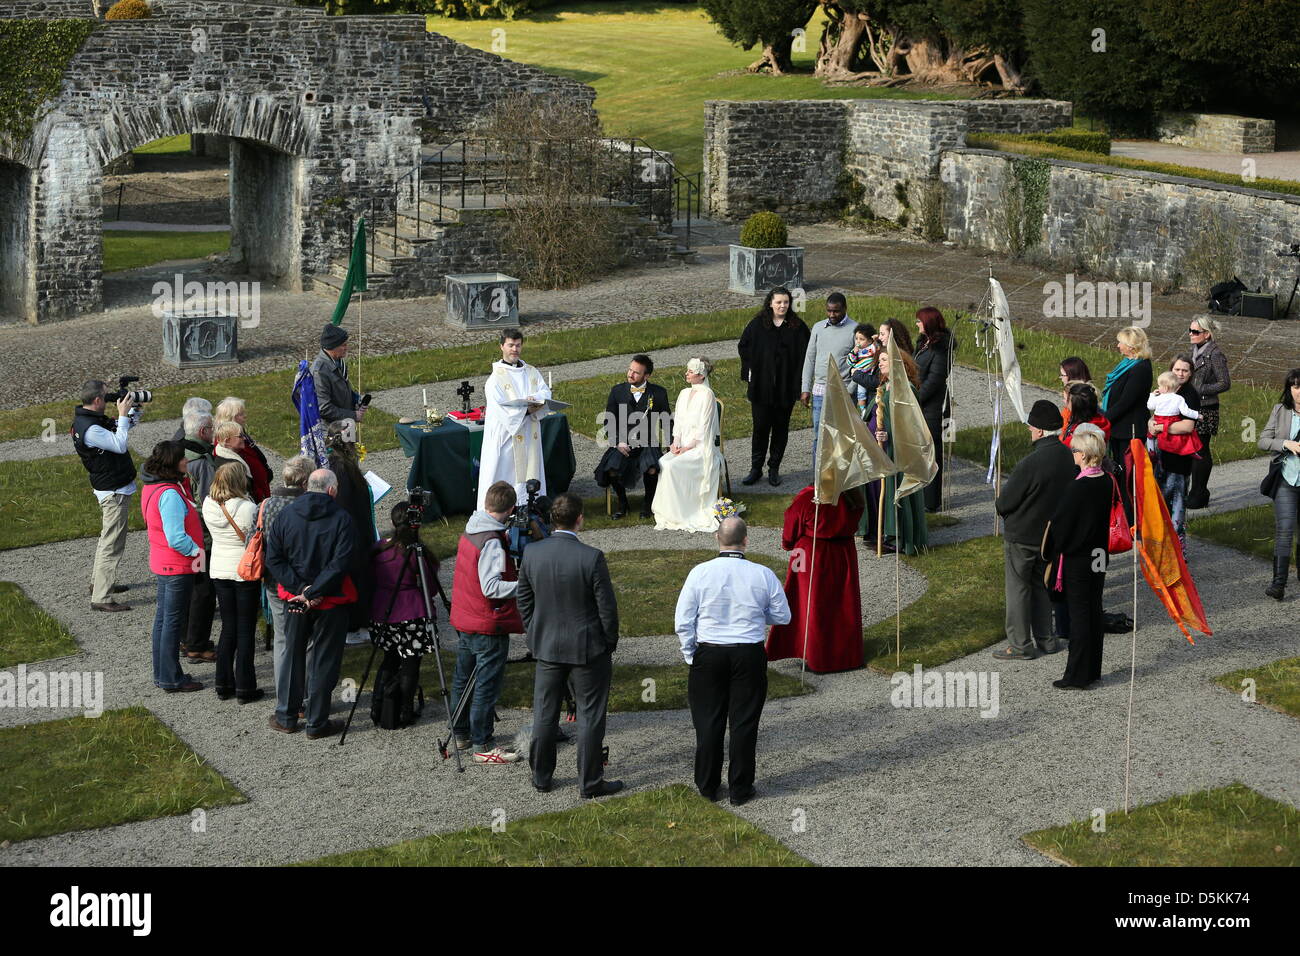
[105,0,151,19]
[739,211,788,249]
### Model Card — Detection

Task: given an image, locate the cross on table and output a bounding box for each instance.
[456,380,475,413]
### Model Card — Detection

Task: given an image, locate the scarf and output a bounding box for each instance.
[1101,358,1138,414]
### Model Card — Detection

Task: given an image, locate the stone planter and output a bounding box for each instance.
[445,272,520,329]
[161,311,239,368]
[728,245,804,295]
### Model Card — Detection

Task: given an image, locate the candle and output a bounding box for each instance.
[422,388,428,407]
[548,370,552,388]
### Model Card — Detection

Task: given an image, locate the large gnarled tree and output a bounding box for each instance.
[701,0,819,75]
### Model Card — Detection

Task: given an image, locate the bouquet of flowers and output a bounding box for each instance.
[712,498,746,524]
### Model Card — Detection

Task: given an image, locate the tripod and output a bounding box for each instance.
[339,539,458,769]
[1279,247,1300,320]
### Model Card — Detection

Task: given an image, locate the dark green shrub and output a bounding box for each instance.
[739,212,788,249]
[1025,129,1111,155]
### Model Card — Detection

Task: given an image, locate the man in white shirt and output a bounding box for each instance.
[477,328,552,510]
[675,517,790,805]
[71,380,141,612]
[800,292,857,465]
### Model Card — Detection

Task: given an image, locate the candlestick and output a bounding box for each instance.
[423,387,428,407]
[548,370,552,388]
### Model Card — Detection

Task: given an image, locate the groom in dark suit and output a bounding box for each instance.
[594,354,671,519]
[518,493,622,798]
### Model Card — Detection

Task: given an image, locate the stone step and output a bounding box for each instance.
[370,226,441,259]
[327,257,399,282]
[305,271,393,299]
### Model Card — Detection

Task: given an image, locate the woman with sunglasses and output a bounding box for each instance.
[1185,316,1231,509]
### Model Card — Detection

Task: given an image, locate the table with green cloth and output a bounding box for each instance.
[394,415,577,520]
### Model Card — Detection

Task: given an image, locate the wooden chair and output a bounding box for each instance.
[715,399,731,498]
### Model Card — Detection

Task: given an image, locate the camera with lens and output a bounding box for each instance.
[506,478,551,562]
[107,375,153,406]
[405,487,426,531]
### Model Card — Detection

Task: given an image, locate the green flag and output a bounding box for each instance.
[329,218,368,326]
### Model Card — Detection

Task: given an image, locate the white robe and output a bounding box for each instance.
[652,383,723,533]
[477,360,552,510]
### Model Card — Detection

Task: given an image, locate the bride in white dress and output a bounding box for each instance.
[653,357,724,533]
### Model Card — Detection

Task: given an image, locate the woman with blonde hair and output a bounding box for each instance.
[861,348,926,555]
[1102,326,1154,470]
[202,461,262,702]
[215,396,272,502]
[1185,316,1231,508]
[652,357,725,533]
[1044,427,1111,689]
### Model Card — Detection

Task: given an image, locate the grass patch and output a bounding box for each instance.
[103,230,230,273]
[862,534,1005,673]
[0,581,79,667]
[1023,783,1300,866]
[132,133,192,155]
[1215,658,1300,720]
[0,706,245,843]
[0,455,147,552]
[303,783,810,867]
[339,649,808,714]
[427,4,969,181]
[968,134,1300,197]
[950,423,1036,473]
[607,548,788,637]
[1189,505,1274,561]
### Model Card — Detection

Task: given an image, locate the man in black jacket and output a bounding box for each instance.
[265,468,356,738]
[518,493,621,798]
[991,401,1078,661]
[594,355,671,518]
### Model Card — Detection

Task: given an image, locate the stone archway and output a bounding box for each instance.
[0,159,36,319]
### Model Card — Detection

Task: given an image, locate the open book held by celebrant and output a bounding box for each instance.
[499,398,571,412]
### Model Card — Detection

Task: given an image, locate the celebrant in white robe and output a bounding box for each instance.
[653,357,724,533]
[477,329,553,510]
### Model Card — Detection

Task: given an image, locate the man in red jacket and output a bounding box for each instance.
[449,480,523,764]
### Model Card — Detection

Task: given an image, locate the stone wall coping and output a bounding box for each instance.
[948,146,1300,205]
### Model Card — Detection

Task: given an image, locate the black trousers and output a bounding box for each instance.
[688,642,767,796]
[212,578,260,696]
[750,401,795,472]
[1187,432,1214,506]
[185,554,216,652]
[1060,557,1106,687]
[923,411,943,511]
[530,652,612,796]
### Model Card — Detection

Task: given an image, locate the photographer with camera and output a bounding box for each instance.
[73,378,147,612]
[449,480,525,764]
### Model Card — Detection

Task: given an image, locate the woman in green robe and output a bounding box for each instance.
[860,348,928,555]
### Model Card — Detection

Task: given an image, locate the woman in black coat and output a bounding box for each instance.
[1101,326,1154,475]
[914,307,953,513]
[1185,316,1231,508]
[738,286,811,487]
[1045,428,1112,689]
[325,420,378,635]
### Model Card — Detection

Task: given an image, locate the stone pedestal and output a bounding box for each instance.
[445,272,519,328]
[728,245,804,295]
[161,311,239,368]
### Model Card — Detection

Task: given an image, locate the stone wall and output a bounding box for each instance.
[704,97,1071,223]
[1156,112,1276,154]
[941,148,1300,299]
[2,0,325,17]
[0,162,37,319]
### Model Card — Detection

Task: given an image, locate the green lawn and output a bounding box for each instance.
[0,706,245,843]
[1023,783,1300,866]
[103,230,231,273]
[339,647,808,714]
[133,134,192,155]
[0,455,147,552]
[0,581,79,668]
[426,3,969,180]
[1215,657,1300,720]
[608,548,787,637]
[1189,504,1275,561]
[303,783,810,866]
[862,534,1007,673]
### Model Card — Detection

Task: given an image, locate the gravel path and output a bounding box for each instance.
[1,434,1296,866]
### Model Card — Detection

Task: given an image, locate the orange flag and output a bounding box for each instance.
[1129,439,1211,643]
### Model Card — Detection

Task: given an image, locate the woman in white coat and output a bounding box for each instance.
[653,357,724,533]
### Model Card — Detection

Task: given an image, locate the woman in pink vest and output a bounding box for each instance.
[140,441,205,692]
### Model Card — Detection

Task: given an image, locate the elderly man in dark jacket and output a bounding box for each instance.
[992,400,1078,661]
[311,324,364,426]
[265,468,356,738]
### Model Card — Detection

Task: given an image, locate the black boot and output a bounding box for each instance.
[741,464,763,485]
[768,462,782,486]
[1266,556,1289,601]
[611,480,629,519]
[640,472,657,518]
[1186,455,1212,509]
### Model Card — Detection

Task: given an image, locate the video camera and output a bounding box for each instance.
[405,487,427,531]
[506,478,551,562]
[106,375,152,406]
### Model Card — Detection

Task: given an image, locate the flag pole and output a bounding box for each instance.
[800,501,819,687]
[895,495,902,668]
[1125,432,1139,814]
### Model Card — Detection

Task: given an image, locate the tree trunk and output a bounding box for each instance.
[815,11,872,80]
[748,35,795,75]
[899,36,993,85]
[994,53,1027,93]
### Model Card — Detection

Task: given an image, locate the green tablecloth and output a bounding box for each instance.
[394,415,576,520]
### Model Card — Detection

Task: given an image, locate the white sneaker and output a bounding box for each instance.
[473,747,520,764]
[345,630,369,646]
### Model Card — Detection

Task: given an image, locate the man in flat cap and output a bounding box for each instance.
[311,324,365,428]
[991,399,1078,661]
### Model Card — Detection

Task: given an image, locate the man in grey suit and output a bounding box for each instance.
[517,492,622,798]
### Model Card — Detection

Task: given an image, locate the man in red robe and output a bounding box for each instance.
[766,485,864,672]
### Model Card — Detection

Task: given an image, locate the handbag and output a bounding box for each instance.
[1260,454,1285,500]
[230,499,265,582]
[1107,474,1132,555]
